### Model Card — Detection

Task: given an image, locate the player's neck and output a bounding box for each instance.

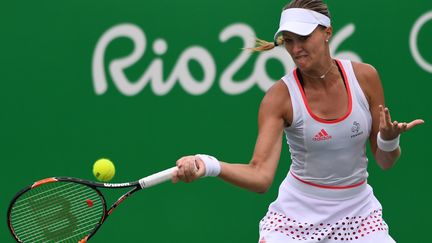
[301,59,337,87]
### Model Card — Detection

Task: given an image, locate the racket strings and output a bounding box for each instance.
[10,181,104,243]
[12,183,90,218]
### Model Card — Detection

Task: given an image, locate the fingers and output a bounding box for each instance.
[172,170,179,184]
[194,157,206,176]
[184,157,196,180]
[378,105,424,138]
[384,106,393,127]
[174,156,200,183]
[378,105,396,140]
[379,105,393,131]
[398,122,407,131]
[379,105,386,128]
[404,119,425,131]
[391,119,424,133]
[392,120,399,130]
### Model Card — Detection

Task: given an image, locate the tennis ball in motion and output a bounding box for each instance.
[93,158,115,182]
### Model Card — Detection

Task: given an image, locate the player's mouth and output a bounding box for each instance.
[294,55,308,60]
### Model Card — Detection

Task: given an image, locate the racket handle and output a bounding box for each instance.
[139,167,178,188]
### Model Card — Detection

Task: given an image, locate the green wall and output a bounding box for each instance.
[1,0,431,242]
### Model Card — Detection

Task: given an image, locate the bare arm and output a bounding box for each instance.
[353,62,424,170]
[218,81,288,193]
[173,81,291,193]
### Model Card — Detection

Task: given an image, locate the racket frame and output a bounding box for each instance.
[7,166,176,243]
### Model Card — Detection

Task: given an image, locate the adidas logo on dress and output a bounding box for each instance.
[313,129,332,141]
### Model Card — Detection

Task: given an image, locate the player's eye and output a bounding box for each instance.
[299,35,311,41]
[283,38,293,43]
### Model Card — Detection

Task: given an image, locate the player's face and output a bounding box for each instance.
[282,27,330,71]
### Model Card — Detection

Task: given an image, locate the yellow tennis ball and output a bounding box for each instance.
[93,158,115,182]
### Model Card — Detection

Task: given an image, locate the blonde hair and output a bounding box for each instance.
[250,0,331,52]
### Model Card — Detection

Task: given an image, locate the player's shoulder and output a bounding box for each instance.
[351,61,380,81]
[350,61,383,101]
[262,80,290,104]
[259,80,291,116]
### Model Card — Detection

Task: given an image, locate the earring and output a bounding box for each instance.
[325,39,329,43]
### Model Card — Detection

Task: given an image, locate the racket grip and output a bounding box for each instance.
[139,167,178,188]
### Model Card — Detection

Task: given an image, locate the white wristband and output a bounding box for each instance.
[196,154,221,177]
[377,132,400,152]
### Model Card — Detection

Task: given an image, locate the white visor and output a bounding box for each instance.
[274,8,331,41]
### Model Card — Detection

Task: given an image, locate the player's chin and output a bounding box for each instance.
[294,57,310,69]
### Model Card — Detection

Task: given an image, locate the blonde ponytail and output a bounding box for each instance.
[248,36,283,52]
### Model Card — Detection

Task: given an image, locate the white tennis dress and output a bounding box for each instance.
[258,59,395,243]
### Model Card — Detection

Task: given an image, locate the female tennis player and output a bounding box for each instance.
[173,0,424,242]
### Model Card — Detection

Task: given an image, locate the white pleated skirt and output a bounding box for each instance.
[258,173,396,243]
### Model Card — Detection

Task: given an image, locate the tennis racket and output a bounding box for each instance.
[7,166,177,243]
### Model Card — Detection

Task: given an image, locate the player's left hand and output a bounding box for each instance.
[379,105,424,140]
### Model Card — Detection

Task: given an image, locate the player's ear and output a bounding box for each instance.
[325,26,332,42]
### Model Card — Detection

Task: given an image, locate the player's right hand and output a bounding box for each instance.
[172,155,205,183]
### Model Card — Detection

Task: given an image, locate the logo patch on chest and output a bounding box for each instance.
[351,121,364,138]
[313,129,332,141]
